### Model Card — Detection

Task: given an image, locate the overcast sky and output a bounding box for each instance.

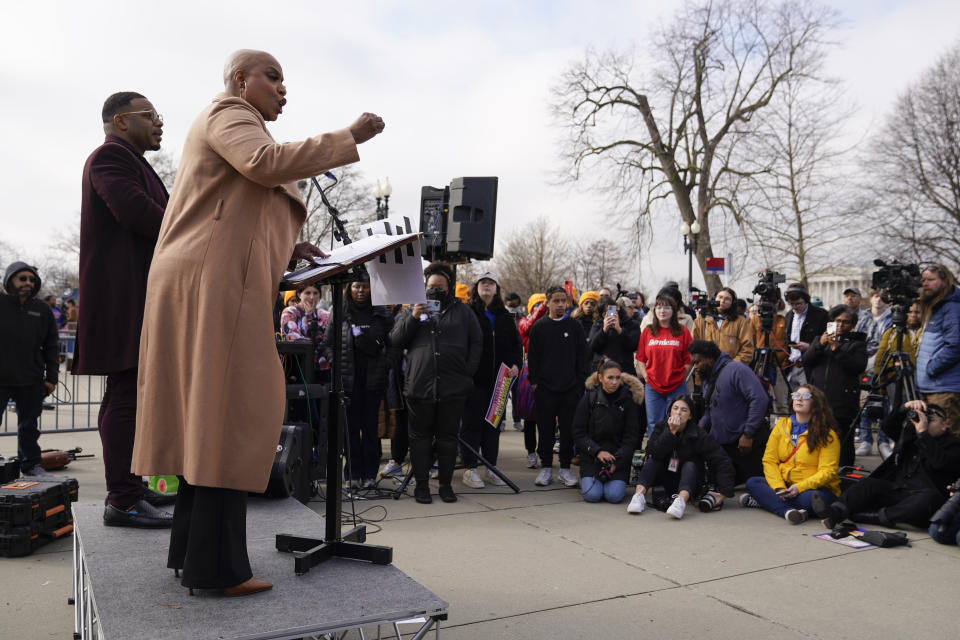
[1,0,958,294]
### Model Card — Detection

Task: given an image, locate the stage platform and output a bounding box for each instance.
[71,497,448,639]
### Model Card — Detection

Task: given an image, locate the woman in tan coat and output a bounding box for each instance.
[132,50,384,596]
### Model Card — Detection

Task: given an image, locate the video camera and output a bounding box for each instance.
[871,259,921,329]
[690,287,719,316]
[752,270,786,334]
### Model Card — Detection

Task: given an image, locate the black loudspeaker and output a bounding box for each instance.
[445,177,498,260]
[419,185,449,262]
[265,423,313,504]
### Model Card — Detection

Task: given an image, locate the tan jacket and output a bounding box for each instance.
[692,314,754,364]
[132,94,359,492]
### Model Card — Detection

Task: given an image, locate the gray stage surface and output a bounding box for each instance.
[73,497,448,639]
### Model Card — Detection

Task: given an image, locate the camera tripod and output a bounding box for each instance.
[751,328,790,415]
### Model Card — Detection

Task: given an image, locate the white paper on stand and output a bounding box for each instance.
[358,214,426,305]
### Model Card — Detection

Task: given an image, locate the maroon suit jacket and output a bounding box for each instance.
[73,135,168,374]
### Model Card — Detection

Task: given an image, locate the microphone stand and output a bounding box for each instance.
[276,173,391,575]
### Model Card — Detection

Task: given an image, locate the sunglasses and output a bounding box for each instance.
[15,275,36,283]
[791,392,813,400]
[116,109,164,125]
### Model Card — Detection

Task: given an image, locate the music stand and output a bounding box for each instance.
[275,224,419,576]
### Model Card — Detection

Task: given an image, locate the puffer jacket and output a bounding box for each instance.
[916,287,960,394]
[762,416,841,496]
[321,304,394,393]
[803,331,867,420]
[0,262,59,387]
[389,299,482,401]
[572,375,642,482]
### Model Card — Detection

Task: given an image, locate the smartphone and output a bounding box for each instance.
[776,488,790,497]
[606,305,617,318]
[826,321,837,335]
[424,300,441,312]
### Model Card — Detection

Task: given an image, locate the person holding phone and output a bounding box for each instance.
[588,295,641,377]
[802,305,867,467]
[783,283,829,389]
[739,385,841,524]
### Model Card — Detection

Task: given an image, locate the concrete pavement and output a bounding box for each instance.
[2,427,958,639]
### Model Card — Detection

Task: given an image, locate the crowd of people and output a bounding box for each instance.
[271,261,960,547]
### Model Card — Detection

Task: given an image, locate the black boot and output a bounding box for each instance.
[850,511,891,527]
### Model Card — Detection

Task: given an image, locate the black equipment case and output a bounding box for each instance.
[0,476,78,557]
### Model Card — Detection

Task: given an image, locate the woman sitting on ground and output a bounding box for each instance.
[740,384,841,524]
[572,358,641,504]
[627,395,734,519]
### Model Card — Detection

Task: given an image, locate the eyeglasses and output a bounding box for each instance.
[15,275,36,283]
[116,109,163,125]
[654,304,673,310]
[791,392,812,400]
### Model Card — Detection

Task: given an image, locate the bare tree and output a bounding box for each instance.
[297,166,377,250]
[730,71,861,288]
[493,216,571,300]
[552,0,837,294]
[146,150,179,191]
[570,237,629,292]
[863,42,960,269]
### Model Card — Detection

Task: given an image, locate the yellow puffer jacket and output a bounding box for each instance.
[762,416,841,496]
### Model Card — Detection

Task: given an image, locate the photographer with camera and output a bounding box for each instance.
[572,358,641,504]
[929,478,960,546]
[812,400,960,529]
[855,290,894,458]
[626,395,734,519]
[802,305,866,467]
[692,286,754,364]
[915,264,960,434]
[783,283,829,389]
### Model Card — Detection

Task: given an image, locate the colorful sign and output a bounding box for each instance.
[485,363,518,429]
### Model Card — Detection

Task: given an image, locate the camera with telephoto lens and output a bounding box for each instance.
[597,461,612,481]
[697,492,720,513]
[752,270,786,334]
[691,287,720,316]
[930,478,960,535]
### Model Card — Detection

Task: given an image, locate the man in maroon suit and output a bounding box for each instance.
[75,92,173,528]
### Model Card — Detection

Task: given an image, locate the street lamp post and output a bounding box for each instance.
[680,220,701,297]
[374,177,392,220]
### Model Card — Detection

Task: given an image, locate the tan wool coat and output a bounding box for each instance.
[132,94,359,492]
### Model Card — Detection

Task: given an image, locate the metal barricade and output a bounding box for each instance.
[1,331,105,436]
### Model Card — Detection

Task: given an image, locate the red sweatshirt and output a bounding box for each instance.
[636,325,692,393]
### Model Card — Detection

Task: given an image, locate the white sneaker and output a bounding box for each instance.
[878,442,894,460]
[666,495,686,519]
[558,468,578,488]
[485,468,507,486]
[627,492,646,514]
[462,468,485,489]
[855,441,872,456]
[526,453,538,469]
[552,440,560,453]
[513,420,523,431]
[380,459,402,478]
[535,468,553,486]
[738,493,760,508]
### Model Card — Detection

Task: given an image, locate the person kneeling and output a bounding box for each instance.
[628,395,734,519]
[741,385,841,524]
[572,359,641,504]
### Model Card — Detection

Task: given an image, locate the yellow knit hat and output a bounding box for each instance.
[527,293,546,315]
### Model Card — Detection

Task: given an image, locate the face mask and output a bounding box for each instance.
[426,287,448,301]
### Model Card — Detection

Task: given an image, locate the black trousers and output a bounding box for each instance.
[834,413,857,469]
[460,386,501,468]
[839,477,944,528]
[345,387,384,482]
[637,458,702,497]
[0,383,44,472]
[98,369,146,508]
[719,426,769,486]
[535,387,580,469]
[167,479,252,589]
[523,419,537,454]
[407,396,466,487]
[390,407,409,464]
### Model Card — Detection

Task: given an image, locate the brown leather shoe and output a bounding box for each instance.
[223,577,273,597]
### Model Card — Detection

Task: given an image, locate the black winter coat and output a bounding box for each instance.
[874,404,960,496]
[785,304,830,375]
[470,304,523,390]
[572,383,640,482]
[644,420,736,496]
[587,313,640,376]
[803,331,867,421]
[389,299,482,401]
[0,263,59,387]
[321,304,394,394]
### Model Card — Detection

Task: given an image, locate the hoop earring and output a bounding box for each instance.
[240,81,247,99]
